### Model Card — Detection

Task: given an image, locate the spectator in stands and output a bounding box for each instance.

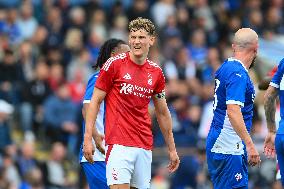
[15,141,40,180]
[41,142,72,189]
[43,82,79,153]
[2,150,21,188]
[17,2,38,41]
[20,168,44,189]
[0,48,24,104]
[20,59,51,139]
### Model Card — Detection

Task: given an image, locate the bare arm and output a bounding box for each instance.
[153,98,175,152]
[227,104,260,166]
[85,87,106,137]
[82,103,99,143]
[263,85,278,158]
[264,86,278,133]
[227,104,253,146]
[82,103,88,120]
[153,97,179,172]
[83,87,106,163]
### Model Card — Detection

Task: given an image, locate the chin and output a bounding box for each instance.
[133,51,143,57]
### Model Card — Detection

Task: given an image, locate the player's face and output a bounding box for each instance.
[129,29,155,58]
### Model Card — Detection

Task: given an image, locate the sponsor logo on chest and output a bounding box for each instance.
[120,72,154,99]
[120,82,153,99]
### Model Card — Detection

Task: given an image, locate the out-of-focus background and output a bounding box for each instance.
[0,0,283,188]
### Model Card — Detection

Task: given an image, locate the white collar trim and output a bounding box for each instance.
[228,57,248,72]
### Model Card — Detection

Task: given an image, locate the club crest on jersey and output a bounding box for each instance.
[148,73,152,85]
[235,173,242,181]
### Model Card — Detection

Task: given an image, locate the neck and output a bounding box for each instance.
[233,52,252,70]
[129,51,147,65]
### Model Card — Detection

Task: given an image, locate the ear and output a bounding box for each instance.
[232,43,236,52]
[149,36,155,46]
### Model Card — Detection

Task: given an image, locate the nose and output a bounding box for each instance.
[133,37,140,44]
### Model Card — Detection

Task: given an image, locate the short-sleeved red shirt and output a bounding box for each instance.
[95,52,165,150]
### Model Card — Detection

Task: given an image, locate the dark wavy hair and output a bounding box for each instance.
[93,38,127,70]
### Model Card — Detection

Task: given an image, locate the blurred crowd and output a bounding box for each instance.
[0,0,283,188]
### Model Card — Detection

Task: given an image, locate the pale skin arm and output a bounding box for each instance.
[227,104,260,166]
[263,85,278,158]
[83,87,106,163]
[153,97,180,173]
[82,104,98,148]
[82,104,88,120]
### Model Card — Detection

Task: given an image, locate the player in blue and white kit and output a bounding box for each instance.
[263,58,284,187]
[79,39,129,189]
[206,28,261,189]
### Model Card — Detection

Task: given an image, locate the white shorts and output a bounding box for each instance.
[105,144,152,188]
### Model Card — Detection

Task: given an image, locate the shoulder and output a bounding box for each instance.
[219,60,247,80]
[225,59,247,74]
[86,72,99,88]
[88,72,99,82]
[146,59,162,71]
[216,60,234,75]
[101,52,128,71]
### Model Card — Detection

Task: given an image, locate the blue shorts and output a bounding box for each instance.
[206,151,248,189]
[275,134,284,186]
[81,161,109,189]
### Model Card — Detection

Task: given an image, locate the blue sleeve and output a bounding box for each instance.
[226,71,247,107]
[83,74,97,103]
[270,58,284,88]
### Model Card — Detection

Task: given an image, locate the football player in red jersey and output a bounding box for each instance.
[83,17,180,189]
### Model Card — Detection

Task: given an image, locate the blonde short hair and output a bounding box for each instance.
[128,17,156,36]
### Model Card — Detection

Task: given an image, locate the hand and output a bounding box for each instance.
[263,131,276,158]
[94,134,105,154]
[167,150,180,173]
[246,143,261,167]
[83,135,94,163]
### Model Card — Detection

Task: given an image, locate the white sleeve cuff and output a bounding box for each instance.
[83,100,91,104]
[226,100,244,107]
[269,82,279,88]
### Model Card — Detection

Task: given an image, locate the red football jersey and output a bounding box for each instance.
[95,52,165,150]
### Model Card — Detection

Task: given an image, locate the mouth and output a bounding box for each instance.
[133,47,141,50]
